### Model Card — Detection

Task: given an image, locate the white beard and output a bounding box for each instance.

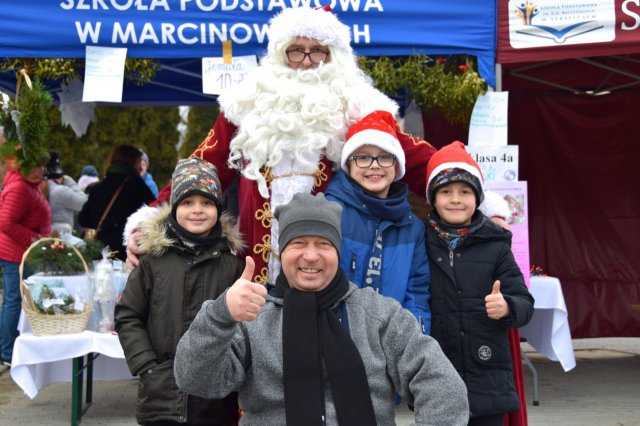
[218,50,398,284]
[218,52,398,199]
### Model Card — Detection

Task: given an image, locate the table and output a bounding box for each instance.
[520,276,576,372]
[11,322,132,425]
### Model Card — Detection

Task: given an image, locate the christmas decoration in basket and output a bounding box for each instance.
[19,238,94,336]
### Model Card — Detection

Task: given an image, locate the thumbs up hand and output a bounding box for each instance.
[225,257,267,322]
[484,280,510,320]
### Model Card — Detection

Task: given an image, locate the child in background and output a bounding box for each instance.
[326,110,430,332]
[424,141,534,426]
[115,157,243,426]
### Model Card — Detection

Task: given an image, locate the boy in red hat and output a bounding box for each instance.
[424,141,534,426]
[325,110,430,332]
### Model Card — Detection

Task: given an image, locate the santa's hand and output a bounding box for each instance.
[225,257,267,322]
[484,280,509,320]
[125,229,144,270]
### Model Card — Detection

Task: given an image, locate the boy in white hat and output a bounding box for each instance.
[424,141,534,426]
[326,110,430,332]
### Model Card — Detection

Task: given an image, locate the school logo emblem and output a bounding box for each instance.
[509,0,615,49]
[478,345,493,361]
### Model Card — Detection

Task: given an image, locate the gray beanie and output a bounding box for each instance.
[274,193,343,255]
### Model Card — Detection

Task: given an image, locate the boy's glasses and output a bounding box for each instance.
[285,48,329,64]
[350,154,396,169]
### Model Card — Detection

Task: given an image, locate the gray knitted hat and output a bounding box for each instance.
[170,157,222,207]
[274,193,343,255]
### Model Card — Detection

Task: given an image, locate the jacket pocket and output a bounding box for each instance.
[137,359,181,419]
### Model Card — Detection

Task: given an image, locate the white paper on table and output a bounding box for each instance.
[82,46,127,103]
[467,145,518,182]
[202,55,258,95]
[468,91,509,147]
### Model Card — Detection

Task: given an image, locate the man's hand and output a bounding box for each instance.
[225,257,267,322]
[125,229,144,270]
[484,280,510,320]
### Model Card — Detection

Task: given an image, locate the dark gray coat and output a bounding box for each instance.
[115,205,245,425]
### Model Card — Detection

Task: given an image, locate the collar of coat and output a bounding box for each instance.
[135,204,245,257]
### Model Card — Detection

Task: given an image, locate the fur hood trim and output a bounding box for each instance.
[137,204,245,257]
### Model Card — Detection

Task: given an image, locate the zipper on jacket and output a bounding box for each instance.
[449,248,454,267]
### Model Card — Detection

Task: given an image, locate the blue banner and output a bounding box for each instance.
[0,1,495,86]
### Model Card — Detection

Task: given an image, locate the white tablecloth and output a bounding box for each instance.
[519,276,576,371]
[10,330,133,399]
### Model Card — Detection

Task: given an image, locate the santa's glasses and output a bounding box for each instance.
[286,48,329,64]
[350,154,396,168]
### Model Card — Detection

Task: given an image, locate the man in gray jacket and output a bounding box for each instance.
[175,193,469,426]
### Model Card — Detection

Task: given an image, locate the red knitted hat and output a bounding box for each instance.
[340,110,405,179]
[425,141,483,203]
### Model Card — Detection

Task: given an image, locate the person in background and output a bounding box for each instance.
[78,145,155,260]
[78,165,100,192]
[46,152,88,235]
[139,150,159,198]
[116,157,243,426]
[424,142,534,426]
[0,161,51,367]
[325,110,430,332]
[174,193,469,426]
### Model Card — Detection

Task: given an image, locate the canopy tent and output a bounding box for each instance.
[0,0,497,103]
[497,0,640,338]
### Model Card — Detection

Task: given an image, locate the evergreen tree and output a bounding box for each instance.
[48,106,180,188]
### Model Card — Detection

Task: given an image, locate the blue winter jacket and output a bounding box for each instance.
[326,171,431,333]
[142,172,159,198]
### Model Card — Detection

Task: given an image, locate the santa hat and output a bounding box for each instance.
[340,111,406,179]
[267,7,352,59]
[425,141,484,205]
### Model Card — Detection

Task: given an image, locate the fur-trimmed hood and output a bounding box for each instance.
[136,204,244,257]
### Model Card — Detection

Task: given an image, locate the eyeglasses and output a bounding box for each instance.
[285,48,330,64]
[349,154,396,169]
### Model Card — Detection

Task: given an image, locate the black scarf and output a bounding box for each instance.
[270,269,376,426]
[166,215,222,253]
[428,210,485,250]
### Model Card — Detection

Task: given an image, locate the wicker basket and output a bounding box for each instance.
[19,238,92,336]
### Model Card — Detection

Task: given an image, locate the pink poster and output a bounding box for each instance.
[484,181,531,287]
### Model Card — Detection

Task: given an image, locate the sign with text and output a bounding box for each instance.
[0,1,497,87]
[468,91,509,147]
[467,145,518,182]
[82,46,127,103]
[202,55,258,95]
[485,181,531,287]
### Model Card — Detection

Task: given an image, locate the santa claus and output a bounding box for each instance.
[126,6,436,283]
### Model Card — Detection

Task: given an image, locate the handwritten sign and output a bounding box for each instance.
[82,46,127,103]
[467,145,518,182]
[468,91,509,147]
[202,55,257,95]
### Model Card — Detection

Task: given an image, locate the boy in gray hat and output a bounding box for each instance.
[174,193,469,426]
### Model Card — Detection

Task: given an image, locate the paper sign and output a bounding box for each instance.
[468,91,509,147]
[202,55,258,95]
[484,181,530,287]
[467,145,518,182]
[82,46,127,103]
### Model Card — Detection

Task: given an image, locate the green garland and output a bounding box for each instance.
[0,58,159,85]
[24,239,105,275]
[359,55,487,125]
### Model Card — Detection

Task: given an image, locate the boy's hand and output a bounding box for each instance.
[485,280,510,320]
[225,257,267,322]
